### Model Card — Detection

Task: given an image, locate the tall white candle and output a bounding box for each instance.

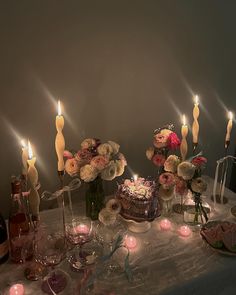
[225,111,233,149]
[21,139,28,176]
[55,100,65,172]
[192,95,200,147]
[27,141,40,218]
[180,115,188,161]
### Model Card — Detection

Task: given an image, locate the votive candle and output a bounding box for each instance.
[160,219,172,231]
[9,283,25,295]
[179,225,191,237]
[125,235,137,250]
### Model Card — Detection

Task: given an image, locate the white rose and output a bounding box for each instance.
[81,138,96,149]
[65,158,80,176]
[177,161,196,180]
[97,143,113,157]
[101,161,117,181]
[164,155,180,173]
[146,147,155,160]
[99,208,117,226]
[80,164,98,182]
[107,141,120,155]
[115,160,125,177]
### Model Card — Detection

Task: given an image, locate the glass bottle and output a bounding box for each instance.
[8,177,31,263]
[86,177,104,220]
[0,212,9,264]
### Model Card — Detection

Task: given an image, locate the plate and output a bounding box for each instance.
[200,220,236,256]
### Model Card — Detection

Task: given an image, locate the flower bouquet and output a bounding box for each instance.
[158,153,209,223]
[146,124,181,176]
[64,138,127,220]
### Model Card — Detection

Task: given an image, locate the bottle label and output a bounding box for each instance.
[0,240,8,258]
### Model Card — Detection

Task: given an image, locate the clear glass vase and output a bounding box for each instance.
[183,192,211,226]
[86,177,105,220]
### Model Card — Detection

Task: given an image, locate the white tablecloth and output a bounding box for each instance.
[1,176,236,295]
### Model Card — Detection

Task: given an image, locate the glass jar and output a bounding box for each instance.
[183,192,211,226]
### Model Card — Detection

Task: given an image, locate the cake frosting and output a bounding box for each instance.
[116,177,159,222]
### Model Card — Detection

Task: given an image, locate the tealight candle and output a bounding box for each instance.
[160,219,172,231]
[75,224,90,234]
[179,225,191,237]
[9,283,25,295]
[125,235,137,250]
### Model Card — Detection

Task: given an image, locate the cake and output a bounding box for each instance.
[116,178,159,222]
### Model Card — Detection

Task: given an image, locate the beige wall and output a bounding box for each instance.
[0,1,236,217]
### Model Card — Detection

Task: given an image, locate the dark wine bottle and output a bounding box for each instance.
[8,177,31,263]
[0,212,9,264]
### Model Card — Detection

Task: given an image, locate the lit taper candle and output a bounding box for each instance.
[21,139,28,176]
[225,111,233,149]
[55,100,65,172]
[180,115,188,161]
[192,95,200,151]
[27,141,40,219]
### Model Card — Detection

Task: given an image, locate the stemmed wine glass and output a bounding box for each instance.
[65,216,97,271]
[34,223,68,294]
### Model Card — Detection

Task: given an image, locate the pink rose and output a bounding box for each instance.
[63,150,73,159]
[75,149,93,166]
[65,158,80,176]
[153,129,172,149]
[167,132,180,150]
[152,154,166,167]
[90,155,109,171]
[192,156,207,168]
[159,172,176,189]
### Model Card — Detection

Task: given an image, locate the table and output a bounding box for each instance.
[1,176,236,295]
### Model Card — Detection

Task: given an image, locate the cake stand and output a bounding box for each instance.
[120,215,151,233]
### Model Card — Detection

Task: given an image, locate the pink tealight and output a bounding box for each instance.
[179,225,191,237]
[125,235,137,250]
[9,284,25,295]
[75,224,90,234]
[160,219,172,231]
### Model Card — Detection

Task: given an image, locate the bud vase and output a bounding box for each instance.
[86,177,105,220]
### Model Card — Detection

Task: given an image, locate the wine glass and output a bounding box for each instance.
[65,216,95,271]
[34,223,68,294]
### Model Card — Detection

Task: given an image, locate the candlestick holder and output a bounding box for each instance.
[212,155,236,206]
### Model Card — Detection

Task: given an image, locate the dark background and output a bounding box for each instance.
[0,1,236,217]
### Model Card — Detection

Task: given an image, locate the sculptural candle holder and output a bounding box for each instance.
[58,170,66,237]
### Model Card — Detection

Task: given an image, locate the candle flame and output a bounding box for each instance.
[58,100,62,116]
[182,114,186,125]
[228,111,233,120]
[194,95,199,105]
[21,139,27,148]
[28,140,33,159]
[133,174,138,182]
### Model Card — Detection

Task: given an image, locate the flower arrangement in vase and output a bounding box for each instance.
[158,153,209,223]
[146,124,181,176]
[64,138,127,220]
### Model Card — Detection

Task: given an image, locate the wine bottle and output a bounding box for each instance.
[0,212,9,264]
[8,177,31,263]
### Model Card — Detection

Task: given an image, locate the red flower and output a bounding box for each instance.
[192,156,207,168]
[167,132,180,150]
[152,154,166,167]
[175,177,188,196]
